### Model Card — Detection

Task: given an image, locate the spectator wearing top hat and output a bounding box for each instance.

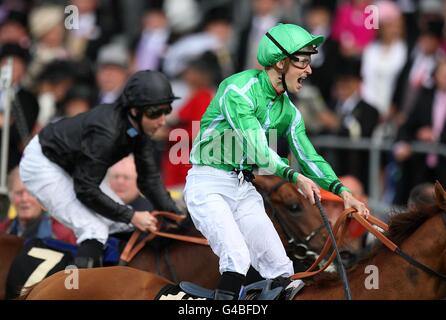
[236,0,284,72]
[393,60,446,205]
[0,10,30,47]
[95,43,130,104]
[34,60,77,129]
[392,18,445,123]
[58,85,95,119]
[303,2,341,104]
[329,58,379,192]
[0,43,39,172]
[131,2,170,72]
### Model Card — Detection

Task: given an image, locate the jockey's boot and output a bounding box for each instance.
[271,276,291,289]
[74,239,104,268]
[271,276,304,300]
[214,271,245,300]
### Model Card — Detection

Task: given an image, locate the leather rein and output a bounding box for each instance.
[119,211,208,264]
[290,208,446,284]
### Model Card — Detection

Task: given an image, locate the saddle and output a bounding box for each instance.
[156,279,305,301]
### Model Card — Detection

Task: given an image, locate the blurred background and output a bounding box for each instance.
[0,0,445,220]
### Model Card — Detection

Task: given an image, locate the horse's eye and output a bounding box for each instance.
[286,202,302,213]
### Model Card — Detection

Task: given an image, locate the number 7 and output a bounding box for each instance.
[22,248,64,290]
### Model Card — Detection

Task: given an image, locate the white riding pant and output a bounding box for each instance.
[19,136,134,245]
[184,165,294,279]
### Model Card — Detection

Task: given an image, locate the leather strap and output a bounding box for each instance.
[291,208,446,283]
[119,211,208,263]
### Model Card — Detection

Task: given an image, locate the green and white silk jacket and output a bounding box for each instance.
[190,69,349,196]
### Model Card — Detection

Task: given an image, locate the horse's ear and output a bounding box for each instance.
[434,181,446,210]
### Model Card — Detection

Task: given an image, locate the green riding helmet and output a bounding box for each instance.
[257,24,325,67]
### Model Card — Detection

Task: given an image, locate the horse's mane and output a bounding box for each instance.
[385,204,439,245]
[306,203,441,288]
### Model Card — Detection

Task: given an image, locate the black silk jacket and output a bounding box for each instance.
[39,78,179,223]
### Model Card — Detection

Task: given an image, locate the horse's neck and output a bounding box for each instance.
[298,215,446,300]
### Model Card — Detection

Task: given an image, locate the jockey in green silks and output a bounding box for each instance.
[184,24,369,300]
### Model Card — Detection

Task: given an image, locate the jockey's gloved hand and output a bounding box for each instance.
[131,211,158,232]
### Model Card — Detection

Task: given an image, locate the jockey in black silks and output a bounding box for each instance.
[20,70,182,268]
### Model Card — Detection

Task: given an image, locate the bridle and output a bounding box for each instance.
[262,179,446,299]
[290,207,446,300]
[259,179,326,261]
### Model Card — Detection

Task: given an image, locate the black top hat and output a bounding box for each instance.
[0,43,31,65]
[63,85,95,105]
[144,0,164,11]
[420,19,445,39]
[336,58,362,80]
[307,0,335,12]
[0,10,28,29]
[202,5,232,28]
[185,51,222,84]
[37,60,76,83]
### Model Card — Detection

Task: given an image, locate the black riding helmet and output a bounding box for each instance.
[121,70,180,108]
[120,70,180,125]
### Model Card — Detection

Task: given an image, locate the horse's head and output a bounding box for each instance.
[254,175,326,266]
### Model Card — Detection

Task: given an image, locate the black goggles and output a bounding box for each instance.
[142,105,172,119]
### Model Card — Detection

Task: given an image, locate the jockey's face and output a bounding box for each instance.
[140,112,167,136]
[276,55,312,94]
[129,106,168,136]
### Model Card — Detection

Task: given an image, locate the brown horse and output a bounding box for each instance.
[2,175,325,296]
[127,175,326,288]
[0,234,24,299]
[22,183,446,300]
[296,184,446,299]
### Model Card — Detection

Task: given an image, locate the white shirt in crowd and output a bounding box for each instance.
[361,40,407,115]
